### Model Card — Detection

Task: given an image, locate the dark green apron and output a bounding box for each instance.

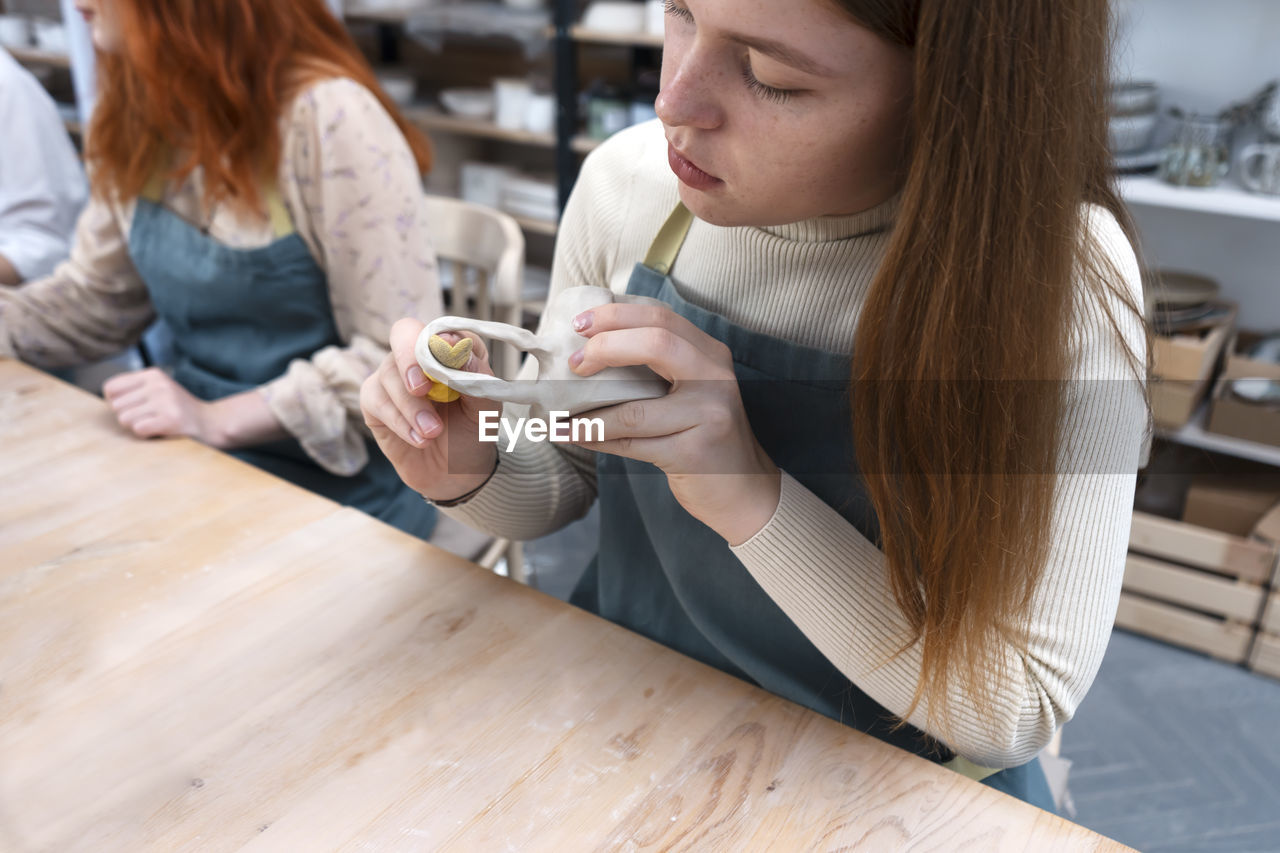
[571,204,1054,809]
[125,188,436,541]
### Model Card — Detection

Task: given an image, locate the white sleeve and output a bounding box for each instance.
[0,53,87,280]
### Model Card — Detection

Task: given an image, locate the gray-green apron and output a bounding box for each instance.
[571,205,1054,809]
[125,193,436,541]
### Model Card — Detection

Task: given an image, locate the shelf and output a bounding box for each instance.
[511,214,557,236]
[343,7,418,23]
[569,26,663,49]
[1119,175,1280,223]
[6,46,71,68]
[404,106,555,147]
[1158,402,1280,469]
[571,135,601,154]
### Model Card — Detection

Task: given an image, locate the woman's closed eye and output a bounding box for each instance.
[664,0,801,104]
[741,62,797,104]
[663,0,692,23]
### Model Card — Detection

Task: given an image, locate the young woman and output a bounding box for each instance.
[360,0,1149,807]
[0,0,442,539]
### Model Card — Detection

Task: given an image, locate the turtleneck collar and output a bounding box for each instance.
[754,190,901,243]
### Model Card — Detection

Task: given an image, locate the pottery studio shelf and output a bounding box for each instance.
[1157,402,1280,469]
[568,26,663,49]
[510,215,557,237]
[405,106,557,148]
[1119,175,1280,223]
[5,46,71,68]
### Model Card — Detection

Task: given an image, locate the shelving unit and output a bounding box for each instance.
[403,105,556,148]
[1121,172,1280,472]
[569,26,662,49]
[7,45,69,68]
[1156,403,1280,468]
[1120,175,1280,223]
[509,213,557,236]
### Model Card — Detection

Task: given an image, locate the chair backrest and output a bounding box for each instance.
[423,194,526,380]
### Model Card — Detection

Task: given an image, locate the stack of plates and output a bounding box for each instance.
[501,174,557,223]
[1142,270,1228,334]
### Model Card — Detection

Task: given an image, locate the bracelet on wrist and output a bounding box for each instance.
[426,454,500,508]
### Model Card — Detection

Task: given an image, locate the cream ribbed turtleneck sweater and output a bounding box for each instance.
[443,119,1148,768]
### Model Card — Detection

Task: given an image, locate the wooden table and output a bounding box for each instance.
[0,361,1130,851]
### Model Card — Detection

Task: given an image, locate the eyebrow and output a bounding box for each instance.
[723,32,838,78]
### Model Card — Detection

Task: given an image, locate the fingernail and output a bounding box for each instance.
[409,429,424,444]
[406,365,427,391]
[569,348,584,369]
[416,410,440,435]
[572,311,592,332]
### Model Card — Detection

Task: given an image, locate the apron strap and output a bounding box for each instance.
[642,202,694,275]
[139,171,294,239]
[141,171,167,203]
[943,753,1000,782]
[263,184,295,239]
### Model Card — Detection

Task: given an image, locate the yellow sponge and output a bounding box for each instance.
[425,335,473,403]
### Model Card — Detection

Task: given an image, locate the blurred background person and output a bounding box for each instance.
[0,46,86,285]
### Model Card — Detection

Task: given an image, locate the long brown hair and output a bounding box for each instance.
[87,0,431,218]
[839,0,1145,736]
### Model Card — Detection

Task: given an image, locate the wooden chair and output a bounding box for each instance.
[423,194,529,583]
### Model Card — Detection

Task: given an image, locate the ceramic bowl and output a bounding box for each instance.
[0,15,31,47]
[1109,110,1159,154]
[31,19,67,53]
[1110,82,1159,116]
[440,87,496,120]
[376,72,416,106]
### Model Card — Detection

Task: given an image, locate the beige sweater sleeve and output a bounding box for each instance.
[260,78,444,476]
[0,195,154,368]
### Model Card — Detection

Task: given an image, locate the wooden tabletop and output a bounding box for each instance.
[0,360,1130,852]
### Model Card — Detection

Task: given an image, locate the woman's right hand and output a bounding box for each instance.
[360,318,500,501]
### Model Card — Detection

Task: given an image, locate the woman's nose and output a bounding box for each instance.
[655,45,725,131]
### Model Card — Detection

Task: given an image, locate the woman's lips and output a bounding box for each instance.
[667,144,723,191]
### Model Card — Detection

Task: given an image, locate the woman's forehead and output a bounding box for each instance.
[680,0,896,74]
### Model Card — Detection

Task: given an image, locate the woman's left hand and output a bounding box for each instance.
[568,303,780,546]
[103,367,218,444]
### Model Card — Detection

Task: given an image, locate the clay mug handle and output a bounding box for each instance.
[415,318,551,406]
[1239,144,1278,194]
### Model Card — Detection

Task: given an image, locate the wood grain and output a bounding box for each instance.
[0,361,1131,851]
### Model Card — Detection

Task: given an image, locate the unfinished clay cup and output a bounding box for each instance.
[415,286,670,415]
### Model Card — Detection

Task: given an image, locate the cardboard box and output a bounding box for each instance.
[1182,475,1280,537]
[1206,331,1280,449]
[1149,304,1236,429]
[1151,303,1237,382]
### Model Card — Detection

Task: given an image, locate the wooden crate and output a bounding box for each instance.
[1117,512,1278,663]
[1249,593,1280,680]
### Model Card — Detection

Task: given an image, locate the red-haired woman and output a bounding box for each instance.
[0,0,442,539]
[362,0,1150,807]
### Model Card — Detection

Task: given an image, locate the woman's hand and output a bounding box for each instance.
[359,318,500,500]
[103,367,216,443]
[568,303,781,546]
[102,367,288,449]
